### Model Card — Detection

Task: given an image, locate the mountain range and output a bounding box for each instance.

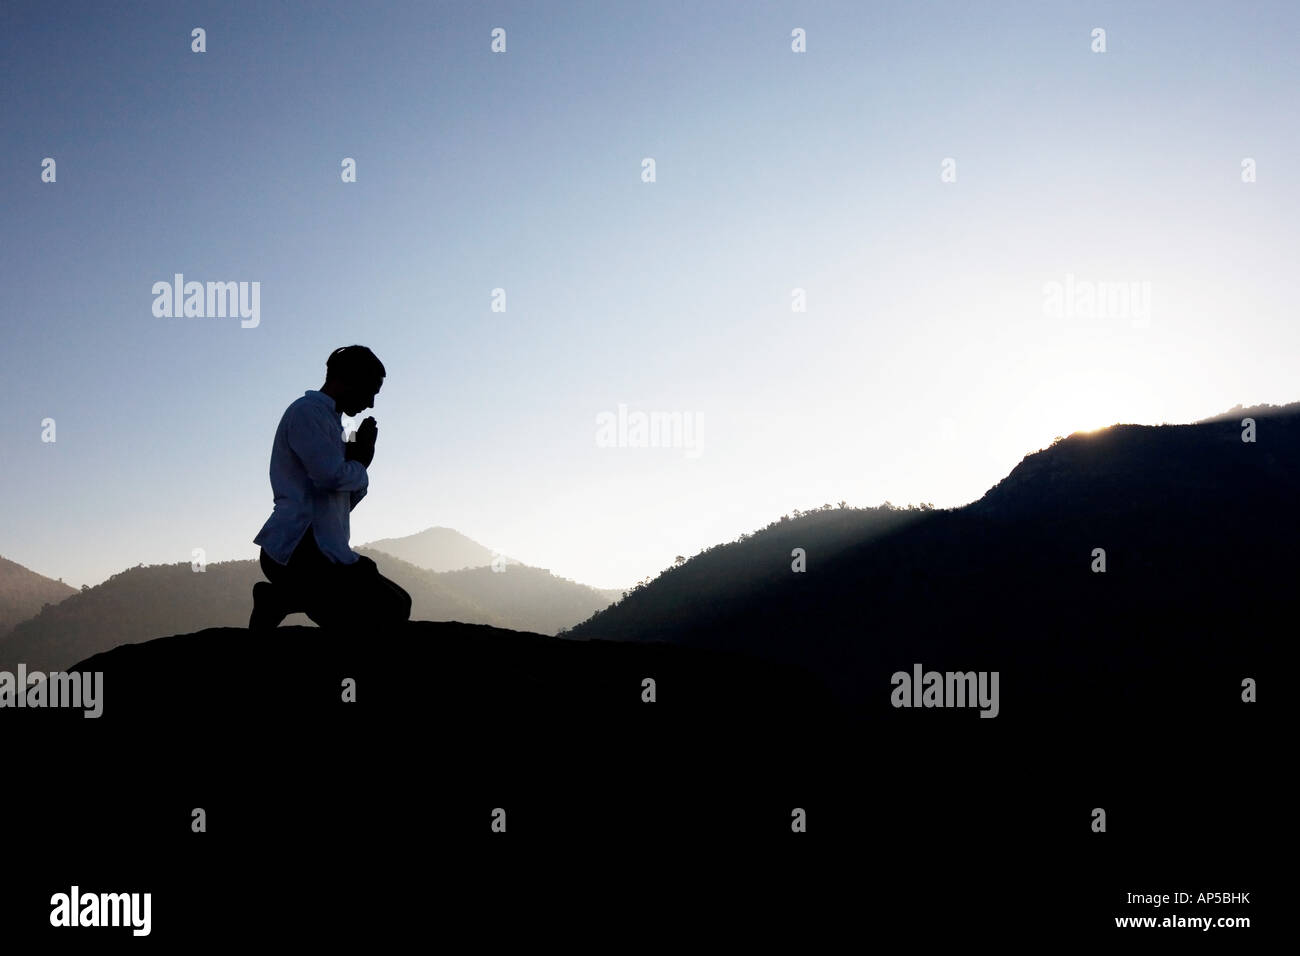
[0,528,622,674]
[569,402,1295,726]
[3,403,1291,721]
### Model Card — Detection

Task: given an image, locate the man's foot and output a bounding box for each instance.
[249,581,290,631]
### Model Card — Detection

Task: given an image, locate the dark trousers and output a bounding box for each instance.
[259,527,412,630]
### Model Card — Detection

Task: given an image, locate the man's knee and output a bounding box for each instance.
[382,579,412,622]
[348,569,408,624]
[302,563,409,628]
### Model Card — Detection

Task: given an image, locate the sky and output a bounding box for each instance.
[2,0,1297,590]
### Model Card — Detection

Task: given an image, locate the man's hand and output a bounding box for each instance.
[345,416,378,467]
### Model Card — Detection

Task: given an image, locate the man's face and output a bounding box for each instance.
[341,376,382,416]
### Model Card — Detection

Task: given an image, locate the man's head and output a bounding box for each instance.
[323,345,385,416]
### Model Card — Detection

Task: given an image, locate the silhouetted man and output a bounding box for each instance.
[250,345,412,631]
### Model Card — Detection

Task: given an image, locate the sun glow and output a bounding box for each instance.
[1007,379,1160,455]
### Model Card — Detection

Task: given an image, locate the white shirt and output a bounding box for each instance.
[254,389,368,565]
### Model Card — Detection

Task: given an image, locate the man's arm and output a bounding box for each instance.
[287,406,369,493]
[349,487,368,511]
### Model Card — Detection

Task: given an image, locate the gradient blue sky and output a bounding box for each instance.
[3,0,1297,590]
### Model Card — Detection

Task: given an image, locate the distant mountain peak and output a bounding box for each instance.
[360,527,521,573]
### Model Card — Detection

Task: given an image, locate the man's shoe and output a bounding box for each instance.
[249,581,290,631]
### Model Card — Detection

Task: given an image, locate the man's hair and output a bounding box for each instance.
[326,345,386,384]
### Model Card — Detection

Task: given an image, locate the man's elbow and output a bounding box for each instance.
[311,468,368,493]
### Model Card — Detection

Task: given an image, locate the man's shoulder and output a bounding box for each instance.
[283,392,327,423]
[273,392,323,434]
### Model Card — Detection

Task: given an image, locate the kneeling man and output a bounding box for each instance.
[250,345,411,631]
